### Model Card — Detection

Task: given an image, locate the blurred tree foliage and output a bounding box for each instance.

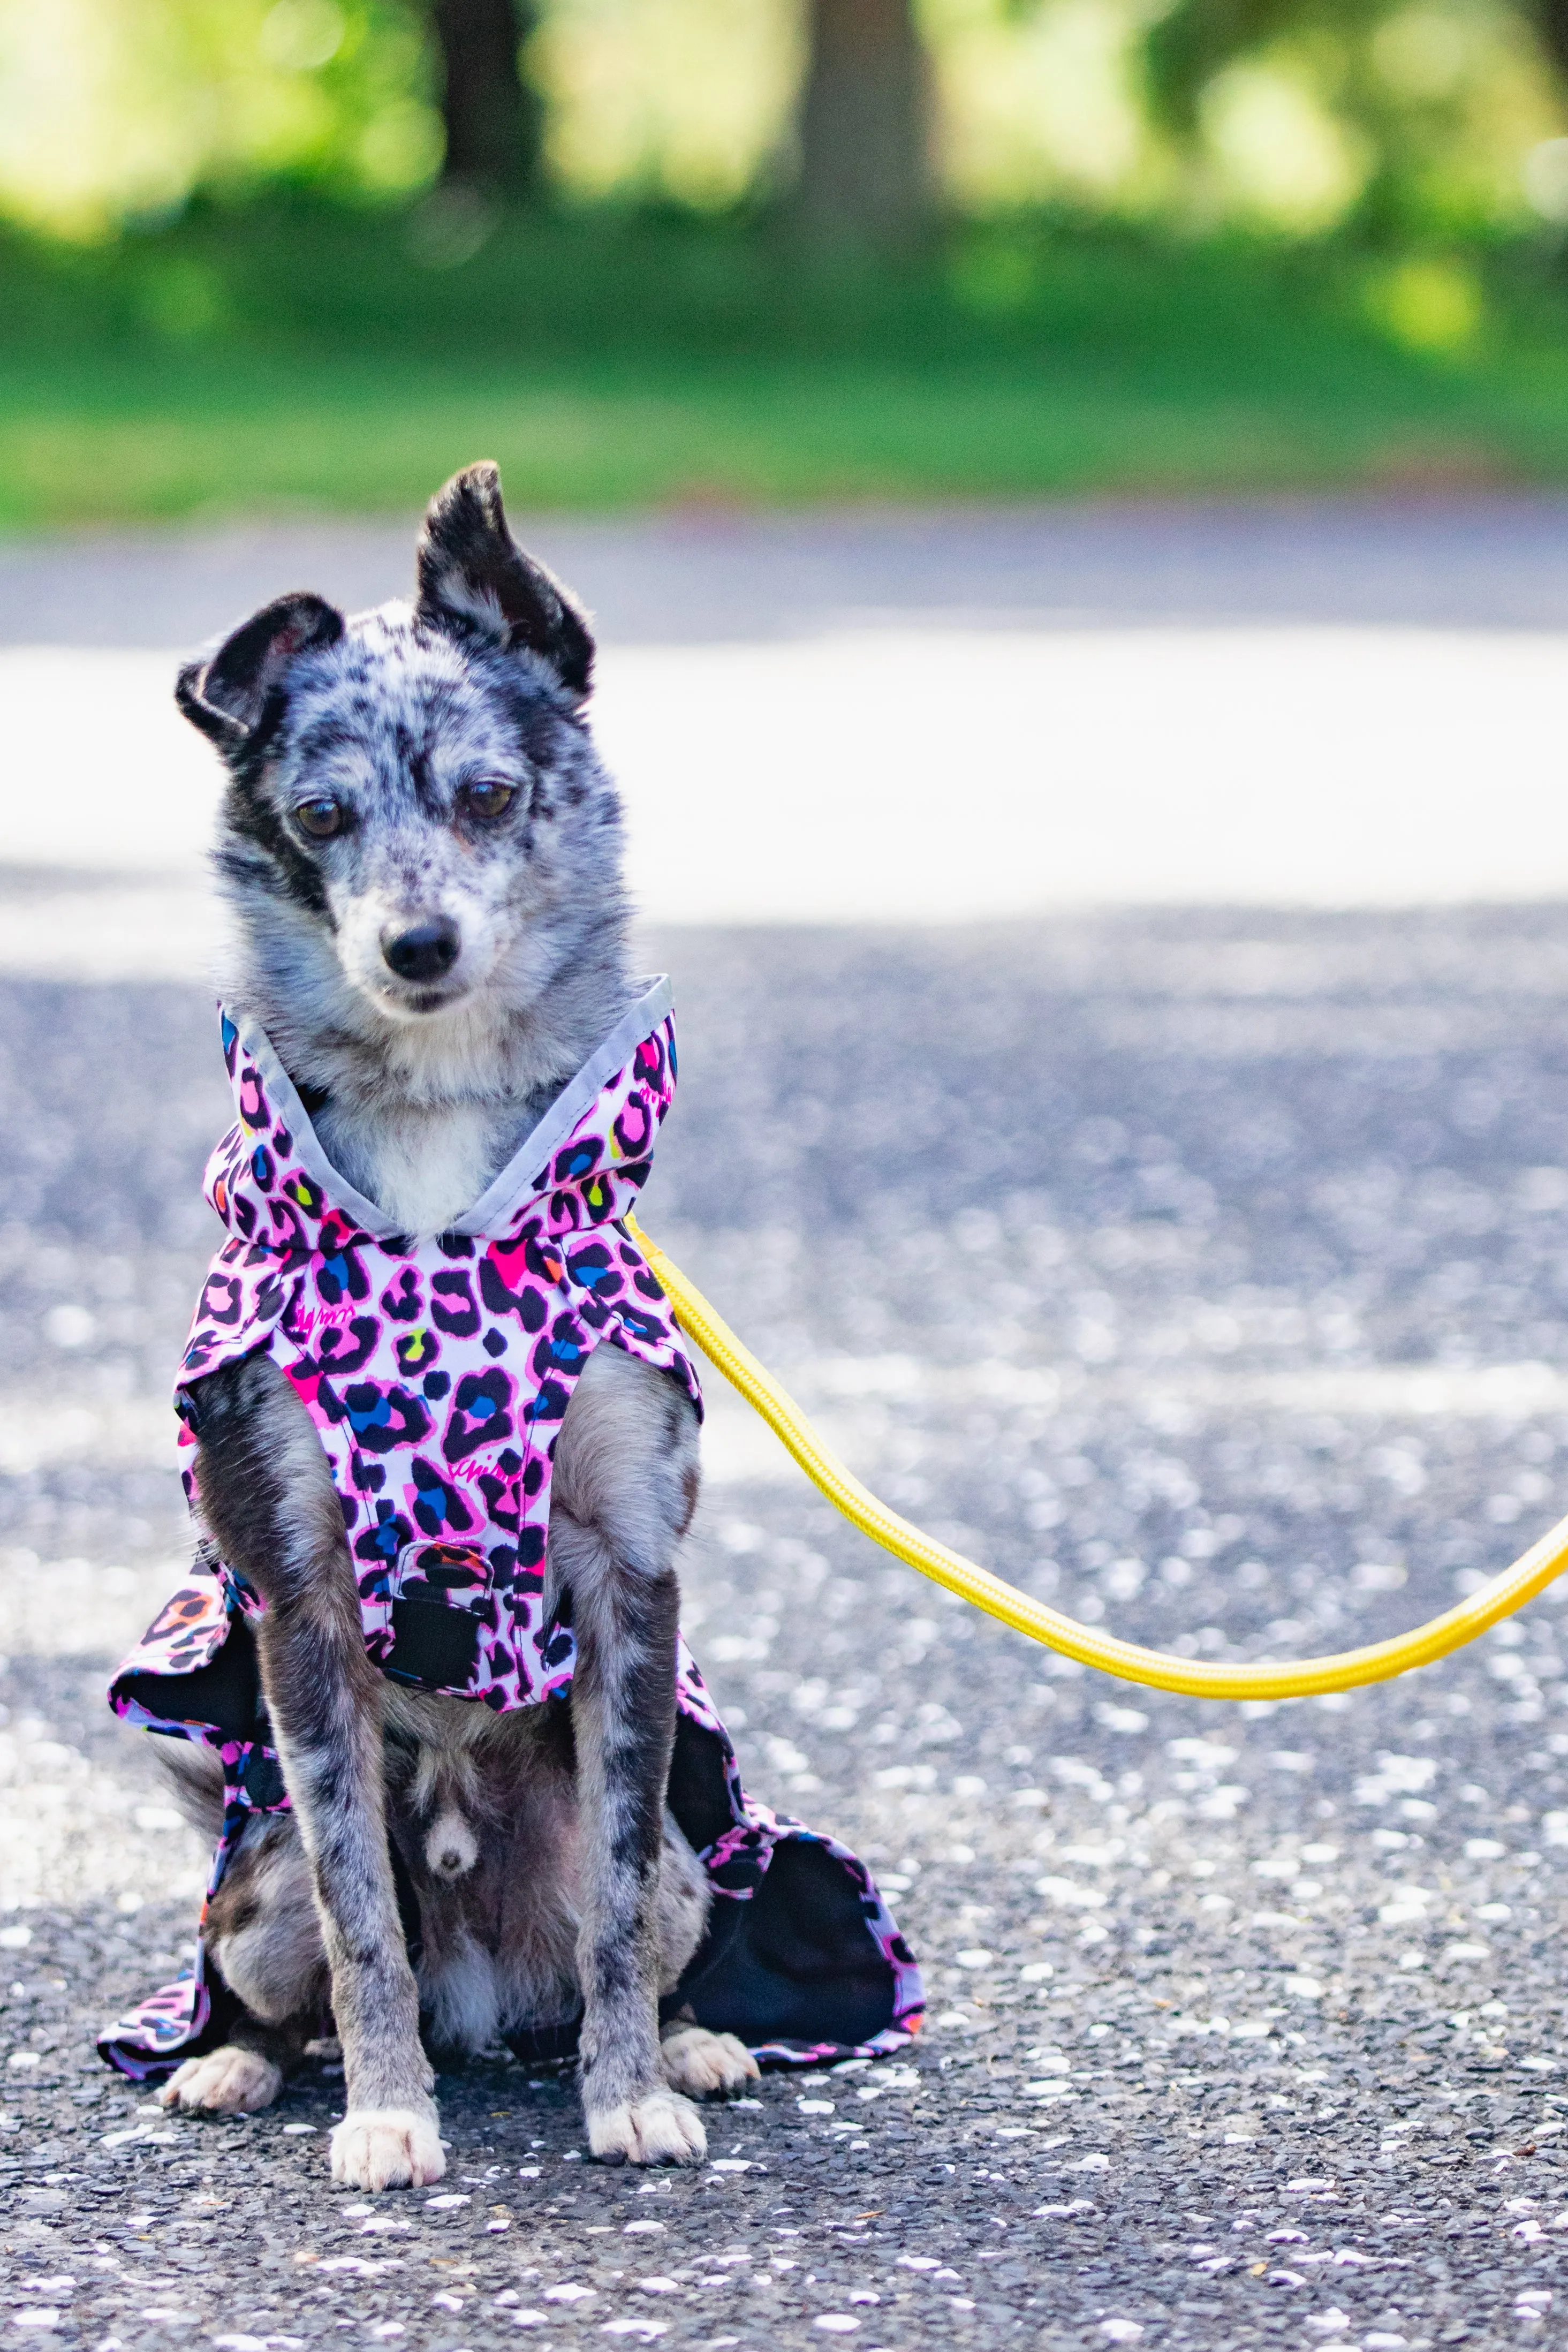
[1141,0,1562,238]
[0,0,443,232]
[0,0,1562,245]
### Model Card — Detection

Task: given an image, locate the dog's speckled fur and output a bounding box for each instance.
[156,465,756,2189]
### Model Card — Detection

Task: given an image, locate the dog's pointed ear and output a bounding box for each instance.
[176,592,346,750]
[415,462,594,702]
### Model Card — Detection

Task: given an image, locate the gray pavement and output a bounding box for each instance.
[6,911,1568,2346]
[9,499,1568,647]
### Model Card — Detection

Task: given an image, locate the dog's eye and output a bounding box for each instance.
[461,781,516,821]
[293,798,345,840]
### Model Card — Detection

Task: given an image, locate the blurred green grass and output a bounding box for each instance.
[5,206,1568,523]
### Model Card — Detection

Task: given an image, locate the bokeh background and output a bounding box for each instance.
[12,17,1568,2349]
[6,0,1568,519]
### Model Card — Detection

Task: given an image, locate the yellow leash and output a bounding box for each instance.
[626,1213,1568,1700]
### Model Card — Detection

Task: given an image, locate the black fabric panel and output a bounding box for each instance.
[678,1844,894,2051]
[115,1612,262,1744]
[385,1598,483,1689]
[238,1745,286,1811]
[666,1714,896,2050]
[666,1714,736,1854]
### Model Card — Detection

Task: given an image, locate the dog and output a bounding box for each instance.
[147,464,761,2191]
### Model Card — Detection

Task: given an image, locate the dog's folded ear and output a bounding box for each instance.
[177,593,346,750]
[416,462,594,702]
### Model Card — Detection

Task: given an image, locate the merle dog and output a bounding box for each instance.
[154,464,756,2190]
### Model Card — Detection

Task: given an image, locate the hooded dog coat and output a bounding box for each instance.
[102,979,923,2078]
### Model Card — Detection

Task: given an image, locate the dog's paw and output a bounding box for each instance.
[660,2026,760,2099]
[157,2046,282,2116]
[588,2088,707,2167]
[330,2107,446,2192]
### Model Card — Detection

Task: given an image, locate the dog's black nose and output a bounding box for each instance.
[381,917,460,982]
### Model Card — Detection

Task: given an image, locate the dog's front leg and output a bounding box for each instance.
[191,1353,443,2191]
[554,1352,706,2166]
[563,1511,703,2164]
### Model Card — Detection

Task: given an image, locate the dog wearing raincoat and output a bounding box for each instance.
[99,465,922,2192]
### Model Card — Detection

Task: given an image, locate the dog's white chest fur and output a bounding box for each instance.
[323,1099,504,1236]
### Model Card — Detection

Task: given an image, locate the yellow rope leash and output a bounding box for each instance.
[626,1213,1568,1700]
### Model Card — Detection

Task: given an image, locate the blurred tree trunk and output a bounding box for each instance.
[794,0,934,241]
[1538,0,1568,85]
[430,0,544,197]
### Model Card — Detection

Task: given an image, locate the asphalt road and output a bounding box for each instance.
[5,909,1568,2348]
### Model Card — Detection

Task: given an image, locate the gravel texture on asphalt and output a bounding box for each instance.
[5,910,1568,2349]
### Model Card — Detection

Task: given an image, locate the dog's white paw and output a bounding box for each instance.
[660,2026,760,2098]
[588,2088,707,2167]
[330,2107,446,2192]
[157,2046,282,2115]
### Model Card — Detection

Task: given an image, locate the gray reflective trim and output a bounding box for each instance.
[451,974,675,1236]
[228,1014,403,1240]
[223,973,675,1244]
